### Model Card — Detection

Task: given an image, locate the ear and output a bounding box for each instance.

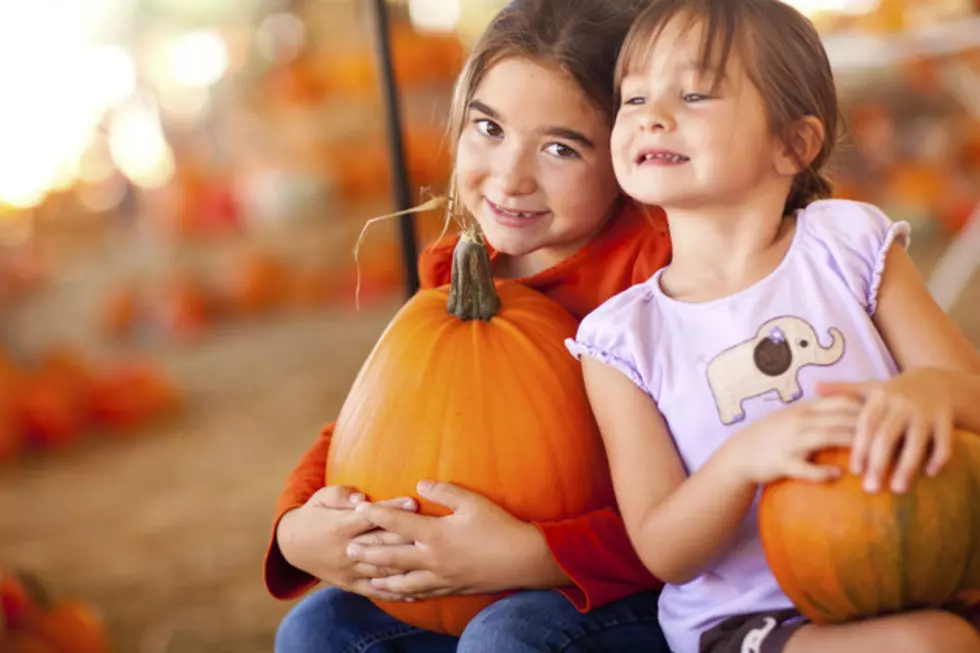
[774,116,825,177]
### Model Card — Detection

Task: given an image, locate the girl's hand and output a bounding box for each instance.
[276,485,416,601]
[347,481,565,600]
[725,397,863,485]
[817,369,955,494]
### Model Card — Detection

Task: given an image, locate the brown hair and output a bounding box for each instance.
[615,0,840,214]
[444,0,647,215]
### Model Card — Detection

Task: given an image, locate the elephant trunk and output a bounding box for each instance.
[817,328,845,364]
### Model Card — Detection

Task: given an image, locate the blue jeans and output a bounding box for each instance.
[275,587,667,653]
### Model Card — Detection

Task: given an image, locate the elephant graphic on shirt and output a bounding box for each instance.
[706,316,846,425]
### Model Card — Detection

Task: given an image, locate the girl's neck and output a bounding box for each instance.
[659,191,797,303]
[494,234,592,279]
[495,249,565,280]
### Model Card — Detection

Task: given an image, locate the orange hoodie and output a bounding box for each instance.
[265,199,671,612]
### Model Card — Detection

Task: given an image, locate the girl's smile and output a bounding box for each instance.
[484,198,551,228]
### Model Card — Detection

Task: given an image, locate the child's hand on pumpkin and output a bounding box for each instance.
[725,397,862,485]
[347,481,568,600]
[277,485,417,601]
[817,369,956,494]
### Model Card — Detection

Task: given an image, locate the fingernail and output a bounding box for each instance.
[403,499,415,510]
[405,597,416,603]
[355,502,371,514]
[417,480,433,493]
[863,477,879,493]
[346,545,361,558]
[350,493,366,504]
[891,479,906,493]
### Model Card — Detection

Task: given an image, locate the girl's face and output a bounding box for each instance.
[612,16,792,212]
[455,57,620,274]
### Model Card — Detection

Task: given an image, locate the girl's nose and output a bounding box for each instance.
[639,100,676,133]
[494,147,537,196]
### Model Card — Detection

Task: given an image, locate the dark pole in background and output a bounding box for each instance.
[369,0,420,297]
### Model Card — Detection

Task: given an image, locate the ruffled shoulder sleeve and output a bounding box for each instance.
[565,282,661,396]
[798,199,911,315]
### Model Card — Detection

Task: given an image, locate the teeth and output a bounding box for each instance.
[498,207,538,218]
[641,153,688,163]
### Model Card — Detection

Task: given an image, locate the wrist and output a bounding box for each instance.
[714,434,757,486]
[512,522,569,590]
[276,508,303,566]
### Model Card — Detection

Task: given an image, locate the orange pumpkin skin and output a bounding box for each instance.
[0,572,35,629]
[2,631,56,653]
[759,430,980,624]
[327,237,614,635]
[90,361,179,431]
[26,600,110,653]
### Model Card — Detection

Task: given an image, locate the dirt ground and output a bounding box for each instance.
[0,301,400,652]
[0,223,976,652]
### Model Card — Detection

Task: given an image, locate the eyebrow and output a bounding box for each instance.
[468,99,596,148]
[623,61,727,81]
[681,60,728,83]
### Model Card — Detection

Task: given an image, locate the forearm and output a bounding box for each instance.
[264,423,334,598]
[275,508,308,571]
[633,445,756,585]
[948,370,980,434]
[511,522,571,589]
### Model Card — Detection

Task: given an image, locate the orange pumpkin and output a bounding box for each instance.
[1,572,35,629]
[24,600,110,653]
[759,430,980,624]
[40,349,95,407]
[99,286,140,339]
[90,360,179,431]
[6,573,110,653]
[226,250,288,315]
[326,227,615,635]
[286,266,334,310]
[17,370,89,449]
[2,631,56,653]
[0,367,23,461]
[157,277,212,342]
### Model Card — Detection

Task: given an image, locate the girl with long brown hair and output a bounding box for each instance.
[269,1,674,650]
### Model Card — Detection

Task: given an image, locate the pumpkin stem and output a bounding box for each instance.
[16,571,55,610]
[446,224,500,321]
[352,195,450,310]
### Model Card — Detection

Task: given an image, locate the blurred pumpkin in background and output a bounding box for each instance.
[157,276,214,342]
[90,360,179,432]
[0,351,24,461]
[98,285,140,340]
[16,353,92,450]
[226,250,288,315]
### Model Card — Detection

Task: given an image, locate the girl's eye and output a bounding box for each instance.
[622,96,646,106]
[475,118,503,138]
[545,142,579,159]
[682,93,710,103]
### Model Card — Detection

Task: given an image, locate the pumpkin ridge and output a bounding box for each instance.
[795,481,849,622]
[960,435,980,592]
[898,479,917,611]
